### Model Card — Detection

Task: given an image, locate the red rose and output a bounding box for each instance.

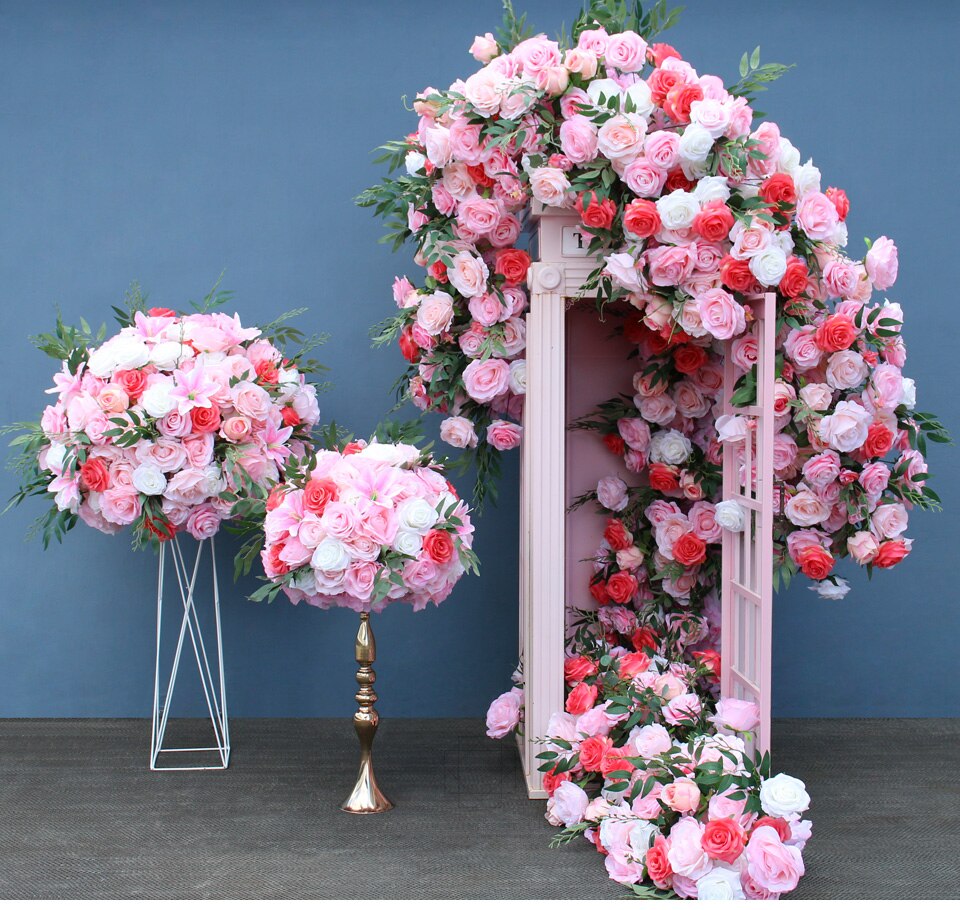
[578,734,614,772]
[778,256,809,299]
[303,478,338,516]
[814,314,858,352]
[648,67,683,106]
[623,315,648,345]
[79,457,110,493]
[826,186,850,221]
[255,360,280,385]
[565,681,599,715]
[428,260,448,283]
[467,163,495,188]
[631,626,659,653]
[645,836,673,888]
[760,173,797,211]
[575,191,616,230]
[647,331,670,355]
[752,816,792,842]
[603,433,625,456]
[280,406,301,428]
[663,82,703,123]
[861,422,895,458]
[692,648,721,679]
[873,539,910,568]
[673,343,708,375]
[399,326,420,363]
[673,531,707,567]
[148,307,176,317]
[664,167,695,192]
[797,544,835,580]
[423,528,455,563]
[589,579,610,605]
[262,542,290,577]
[649,42,681,67]
[265,484,287,511]
[606,570,639,604]
[647,463,680,493]
[600,747,635,777]
[618,651,651,679]
[542,768,569,796]
[623,198,661,238]
[495,248,532,285]
[692,199,735,242]
[191,405,221,434]
[701,818,748,863]
[342,441,364,455]
[720,255,760,293]
[113,369,147,401]
[564,655,597,685]
[604,518,633,551]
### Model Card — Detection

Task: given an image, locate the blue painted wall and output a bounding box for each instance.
[1,0,957,718]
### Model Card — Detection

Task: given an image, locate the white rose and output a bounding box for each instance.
[819,400,871,452]
[826,351,868,390]
[749,245,788,286]
[586,78,622,109]
[356,442,421,466]
[759,773,811,817]
[404,150,426,175]
[677,123,713,163]
[463,66,502,117]
[697,867,745,900]
[509,359,527,395]
[900,377,916,409]
[150,340,190,370]
[714,499,745,532]
[45,442,67,472]
[311,537,350,573]
[624,80,654,118]
[132,463,168,496]
[778,139,801,173]
[141,383,175,418]
[809,577,850,600]
[416,291,455,336]
[693,175,731,205]
[656,189,700,230]
[393,530,423,557]
[791,159,821,197]
[397,497,438,533]
[87,336,150,377]
[440,416,478,449]
[649,429,692,465]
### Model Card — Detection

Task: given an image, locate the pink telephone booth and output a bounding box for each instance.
[518,204,776,798]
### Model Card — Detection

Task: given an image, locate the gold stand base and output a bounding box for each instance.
[341,611,394,814]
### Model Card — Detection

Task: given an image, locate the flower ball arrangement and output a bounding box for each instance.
[258,441,478,612]
[9,293,322,547]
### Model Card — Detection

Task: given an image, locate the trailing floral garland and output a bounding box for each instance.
[6,283,325,550]
[361,0,947,899]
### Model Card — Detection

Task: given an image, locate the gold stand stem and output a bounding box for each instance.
[341,611,394,814]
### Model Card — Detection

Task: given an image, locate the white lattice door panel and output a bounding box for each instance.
[720,292,776,756]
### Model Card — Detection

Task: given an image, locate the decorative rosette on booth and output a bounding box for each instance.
[257,441,478,611]
[8,299,322,546]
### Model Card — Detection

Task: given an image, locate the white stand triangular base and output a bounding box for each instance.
[150,537,230,771]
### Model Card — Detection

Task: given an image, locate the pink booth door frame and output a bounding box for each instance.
[720,292,776,757]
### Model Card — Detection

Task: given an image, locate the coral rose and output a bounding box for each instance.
[701,817,747,863]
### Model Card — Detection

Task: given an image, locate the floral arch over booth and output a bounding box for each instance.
[361,0,946,899]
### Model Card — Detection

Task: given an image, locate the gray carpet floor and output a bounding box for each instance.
[0,718,957,899]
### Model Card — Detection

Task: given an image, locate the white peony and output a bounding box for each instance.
[791,159,822,197]
[649,429,692,465]
[586,77,622,109]
[714,499,746,532]
[759,773,811,817]
[311,537,350,573]
[624,80,654,118]
[131,463,167,496]
[693,175,731,205]
[809,577,850,600]
[149,341,190,371]
[87,336,150,377]
[900,377,917,409]
[656,189,700,230]
[393,530,423,557]
[509,359,527,395]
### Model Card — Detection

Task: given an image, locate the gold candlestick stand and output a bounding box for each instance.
[341,611,394,813]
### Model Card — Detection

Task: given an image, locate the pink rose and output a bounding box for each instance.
[487,419,522,451]
[784,326,823,372]
[597,113,647,163]
[797,191,840,241]
[617,417,650,452]
[485,688,522,738]
[448,250,490,298]
[604,30,647,72]
[183,433,214,469]
[416,291,455,336]
[697,289,746,340]
[826,350,868,390]
[666,817,711,880]
[221,414,252,443]
[711,697,760,733]
[99,487,142,525]
[800,382,833,412]
[744,826,804,893]
[559,115,598,164]
[662,777,702,813]
[440,416,478,449]
[462,358,511,403]
[622,156,668,197]
[469,32,498,63]
[802,450,841,488]
[343,561,378,603]
[232,381,271,421]
[819,401,871,452]
[597,475,629,512]
[644,130,681,170]
[647,245,695,287]
[846,530,879,564]
[865,363,904,411]
[663,693,702,725]
[870,502,908,540]
[628,722,672,758]
[865,235,898,290]
[185,503,222,540]
[859,462,891,498]
[784,487,832,527]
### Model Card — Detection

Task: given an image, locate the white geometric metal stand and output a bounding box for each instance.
[150,536,230,771]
